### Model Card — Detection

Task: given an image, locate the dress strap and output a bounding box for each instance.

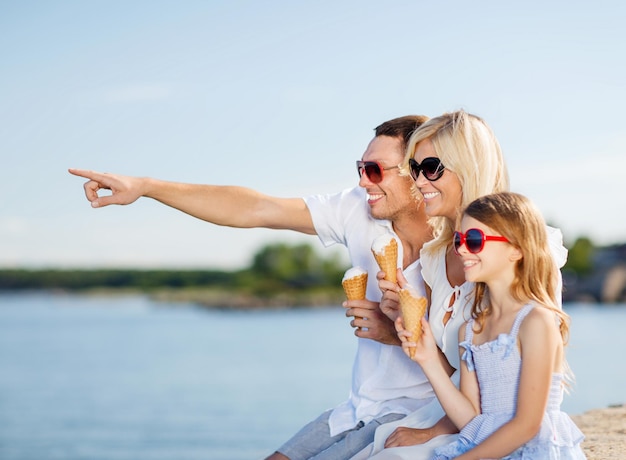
[459,319,477,371]
[510,303,535,339]
[464,319,475,343]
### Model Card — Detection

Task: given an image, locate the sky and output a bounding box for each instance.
[1,0,625,270]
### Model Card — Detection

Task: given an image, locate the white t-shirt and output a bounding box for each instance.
[304,186,435,436]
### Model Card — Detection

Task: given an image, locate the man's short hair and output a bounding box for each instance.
[374,115,429,152]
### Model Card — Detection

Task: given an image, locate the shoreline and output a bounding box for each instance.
[571,404,626,459]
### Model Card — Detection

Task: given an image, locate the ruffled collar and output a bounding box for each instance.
[460,332,517,372]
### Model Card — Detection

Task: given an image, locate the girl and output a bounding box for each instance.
[403,192,585,459]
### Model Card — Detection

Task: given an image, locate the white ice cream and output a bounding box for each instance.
[343,266,367,282]
[371,233,396,254]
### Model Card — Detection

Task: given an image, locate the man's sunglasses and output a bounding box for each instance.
[408,157,445,182]
[356,161,399,184]
[453,228,509,254]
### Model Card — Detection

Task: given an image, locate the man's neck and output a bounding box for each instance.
[392,209,433,269]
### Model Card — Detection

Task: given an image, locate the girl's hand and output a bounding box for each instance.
[395,316,420,359]
[396,316,439,367]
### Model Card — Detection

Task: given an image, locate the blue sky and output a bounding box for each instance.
[1,1,624,269]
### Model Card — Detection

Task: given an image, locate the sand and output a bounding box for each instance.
[571,404,626,459]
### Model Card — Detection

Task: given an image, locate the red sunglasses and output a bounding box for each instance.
[356,160,399,184]
[453,228,509,254]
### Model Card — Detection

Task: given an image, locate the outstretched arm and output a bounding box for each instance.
[68,169,316,234]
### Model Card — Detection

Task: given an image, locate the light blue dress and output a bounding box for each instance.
[433,304,586,459]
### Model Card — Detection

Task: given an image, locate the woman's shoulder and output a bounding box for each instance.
[420,240,446,265]
[420,242,447,287]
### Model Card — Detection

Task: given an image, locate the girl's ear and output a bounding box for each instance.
[509,247,523,262]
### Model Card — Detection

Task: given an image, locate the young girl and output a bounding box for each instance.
[401,192,585,459]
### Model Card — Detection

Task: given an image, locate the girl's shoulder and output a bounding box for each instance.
[457,318,473,342]
[518,303,560,339]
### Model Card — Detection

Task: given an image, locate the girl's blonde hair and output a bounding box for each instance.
[463,192,570,345]
[401,110,509,254]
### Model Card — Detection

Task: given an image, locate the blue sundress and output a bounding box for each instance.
[433,303,586,459]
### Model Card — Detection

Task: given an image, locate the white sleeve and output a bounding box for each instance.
[419,241,440,290]
[547,225,568,269]
[546,225,568,308]
[303,187,365,248]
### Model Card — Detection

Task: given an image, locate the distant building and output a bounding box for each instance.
[563,244,626,304]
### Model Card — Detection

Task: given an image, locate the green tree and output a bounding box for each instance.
[250,243,328,287]
[565,236,595,276]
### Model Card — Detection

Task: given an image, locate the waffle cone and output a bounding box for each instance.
[342,272,368,300]
[399,289,428,358]
[372,238,398,283]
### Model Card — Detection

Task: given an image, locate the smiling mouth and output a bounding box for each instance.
[367,192,384,202]
[421,191,439,200]
[463,260,479,269]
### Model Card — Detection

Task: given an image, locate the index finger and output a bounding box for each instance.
[68,168,108,182]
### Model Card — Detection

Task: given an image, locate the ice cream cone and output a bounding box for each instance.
[342,267,368,300]
[399,287,428,358]
[371,234,399,283]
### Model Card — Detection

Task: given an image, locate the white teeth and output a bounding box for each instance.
[463,260,478,267]
[422,192,439,199]
[367,193,384,200]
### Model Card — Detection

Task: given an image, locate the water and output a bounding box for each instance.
[0,294,623,460]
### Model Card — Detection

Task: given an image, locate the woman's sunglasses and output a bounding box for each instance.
[453,228,509,254]
[356,160,399,184]
[408,157,445,182]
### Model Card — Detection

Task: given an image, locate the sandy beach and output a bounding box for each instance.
[571,404,626,459]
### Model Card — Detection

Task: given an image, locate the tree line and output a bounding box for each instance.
[0,237,622,303]
[0,243,347,296]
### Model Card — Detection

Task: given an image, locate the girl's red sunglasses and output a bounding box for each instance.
[453,228,509,254]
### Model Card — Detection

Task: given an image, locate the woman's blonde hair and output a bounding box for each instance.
[401,110,509,253]
[463,192,570,345]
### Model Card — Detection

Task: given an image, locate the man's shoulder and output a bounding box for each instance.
[305,186,372,221]
[304,186,365,205]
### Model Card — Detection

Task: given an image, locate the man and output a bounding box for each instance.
[69,115,435,459]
